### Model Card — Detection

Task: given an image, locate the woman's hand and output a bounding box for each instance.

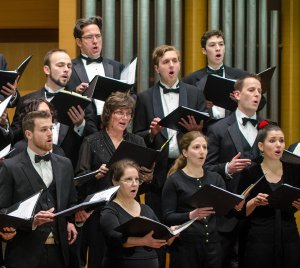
[292,199,300,211]
[0,227,16,241]
[139,164,155,183]
[251,193,269,207]
[141,230,167,248]
[235,199,245,211]
[95,164,109,180]
[67,222,77,245]
[189,207,215,220]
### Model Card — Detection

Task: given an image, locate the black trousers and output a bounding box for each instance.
[38,244,66,268]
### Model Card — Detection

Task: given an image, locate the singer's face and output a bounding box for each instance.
[183,136,208,167]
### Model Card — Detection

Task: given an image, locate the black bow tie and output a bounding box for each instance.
[206,65,224,76]
[81,55,103,65]
[159,82,180,94]
[45,90,57,98]
[35,153,51,163]
[242,117,258,127]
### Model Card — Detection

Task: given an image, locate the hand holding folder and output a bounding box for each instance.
[188,184,243,216]
[0,55,32,89]
[115,216,197,240]
[0,190,42,229]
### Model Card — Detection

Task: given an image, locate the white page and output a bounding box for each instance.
[0,144,11,159]
[8,191,41,219]
[120,57,137,84]
[0,95,13,117]
[89,185,120,202]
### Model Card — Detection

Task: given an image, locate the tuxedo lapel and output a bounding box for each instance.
[103,60,114,78]
[178,82,188,107]
[19,152,46,193]
[152,84,168,139]
[57,123,69,146]
[51,155,62,210]
[227,115,244,153]
[73,59,89,84]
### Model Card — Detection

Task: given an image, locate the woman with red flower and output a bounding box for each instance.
[238,122,300,268]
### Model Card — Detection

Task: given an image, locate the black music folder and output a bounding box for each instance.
[73,170,99,187]
[107,140,159,169]
[188,184,243,216]
[158,106,210,133]
[281,149,300,165]
[203,66,276,111]
[0,190,42,229]
[0,55,32,89]
[54,185,120,217]
[115,216,197,240]
[239,174,266,199]
[51,90,92,126]
[267,183,300,212]
[83,57,137,101]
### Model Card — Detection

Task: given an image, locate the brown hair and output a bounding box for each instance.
[168,131,208,176]
[257,121,282,144]
[73,16,102,39]
[201,30,225,48]
[101,91,135,129]
[234,73,261,92]
[152,45,181,66]
[43,48,68,67]
[109,159,140,183]
[22,111,52,134]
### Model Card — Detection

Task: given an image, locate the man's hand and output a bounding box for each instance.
[68,105,85,127]
[75,83,89,95]
[32,207,55,228]
[1,77,19,97]
[178,115,203,132]
[0,227,16,241]
[75,210,93,223]
[67,222,78,245]
[206,100,214,109]
[227,152,252,174]
[150,117,163,137]
[0,109,8,128]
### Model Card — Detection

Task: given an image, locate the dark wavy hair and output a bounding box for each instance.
[73,16,102,39]
[201,30,225,48]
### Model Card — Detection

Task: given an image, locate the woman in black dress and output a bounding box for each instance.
[100,159,168,268]
[238,121,300,268]
[75,91,153,268]
[162,131,229,268]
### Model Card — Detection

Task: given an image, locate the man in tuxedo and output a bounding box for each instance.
[66,16,125,129]
[11,48,98,168]
[0,53,20,108]
[0,95,13,151]
[205,74,262,268]
[183,30,248,119]
[0,110,78,268]
[133,44,206,216]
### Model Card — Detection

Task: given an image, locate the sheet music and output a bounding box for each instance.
[0,95,13,117]
[89,185,120,202]
[0,144,11,159]
[8,191,41,219]
[120,57,137,84]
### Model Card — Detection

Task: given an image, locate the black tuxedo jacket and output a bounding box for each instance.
[0,151,77,267]
[65,56,124,91]
[10,87,96,167]
[205,113,260,232]
[133,81,206,190]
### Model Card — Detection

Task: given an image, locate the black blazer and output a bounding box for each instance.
[133,81,206,190]
[66,56,125,91]
[10,87,96,167]
[0,151,77,267]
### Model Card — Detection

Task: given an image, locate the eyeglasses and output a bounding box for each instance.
[113,110,132,118]
[120,178,143,185]
[81,34,102,42]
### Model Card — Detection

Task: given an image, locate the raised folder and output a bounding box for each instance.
[188,184,243,216]
[115,216,197,240]
[158,106,210,133]
[267,183,300,212]
[51,90,92,126]
[54,185,120,217]
[0,190,42,229]
[281,149,300,165]
[83,57,137,101]
[0,55,32,89]
[203,66,276,111]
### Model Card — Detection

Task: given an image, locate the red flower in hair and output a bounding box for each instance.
[257,120,269,130]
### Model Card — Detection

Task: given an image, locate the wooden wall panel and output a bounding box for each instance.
[0,0,58,29]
